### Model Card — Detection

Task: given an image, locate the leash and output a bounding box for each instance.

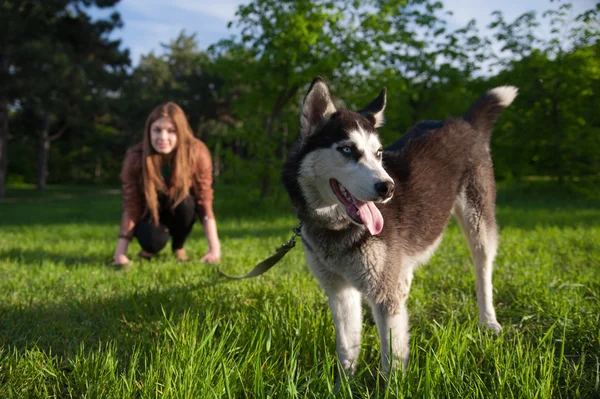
[217,224,302,279]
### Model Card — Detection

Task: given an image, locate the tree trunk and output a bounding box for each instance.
[0,50,9,198]
[213,139,221,184]
[37,112,51,191]
[260,116,275,199]
[550,94,563,184]
[409,96,420,125]
[412,108,420,125]
[258,85,299,199]
[94,156,102,181]
[260,173,271,199]
[280,123,288,161]
[0,95,8,198]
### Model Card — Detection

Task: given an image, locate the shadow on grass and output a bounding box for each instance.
[0,248,110,268]
[1,185,120,201]
[1,181,598,230]
[0,272,247,360]
[217,224,294,240]
[0,194,122,227]
[495,180,600,229]
[0,222,295,267]
[0,184,295,228]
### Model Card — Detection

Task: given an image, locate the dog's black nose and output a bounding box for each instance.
[375,181,394,199]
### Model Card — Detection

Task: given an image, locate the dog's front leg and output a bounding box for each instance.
[369,297,409,376]
[327,285,363,384]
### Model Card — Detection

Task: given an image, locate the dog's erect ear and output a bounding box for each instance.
[300,76,337,138]
[359,88,386,128]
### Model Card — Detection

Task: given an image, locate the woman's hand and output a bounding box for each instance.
[200,249,220,264]
[113,253,131,266]
[114,235,131,266]
[201,217,221,264]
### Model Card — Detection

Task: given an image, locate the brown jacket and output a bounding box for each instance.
[120,139,214,226]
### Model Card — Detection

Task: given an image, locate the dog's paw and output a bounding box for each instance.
[480,320,503,334]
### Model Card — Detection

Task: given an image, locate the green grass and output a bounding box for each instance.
[0,182,599,398]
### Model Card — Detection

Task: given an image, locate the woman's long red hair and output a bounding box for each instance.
[142,102,196,224]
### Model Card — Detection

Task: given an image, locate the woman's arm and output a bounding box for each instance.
[200,216,221,263]
[113,211,136,265]
[190,140,221,263]
[113,147,144,266]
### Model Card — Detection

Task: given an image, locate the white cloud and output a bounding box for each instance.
[95,1,596,67]
[91,2,253,64]
[439,0,595,75]
[442,0,593,35]
[124,20,183,61]
[122,0,248,22]
[168,0,248,21]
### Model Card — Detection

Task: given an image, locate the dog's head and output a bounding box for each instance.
[291,77,394,235]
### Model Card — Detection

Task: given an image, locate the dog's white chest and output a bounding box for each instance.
[302,231,388,281]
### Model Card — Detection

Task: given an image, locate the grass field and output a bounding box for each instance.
[0,182,599,398]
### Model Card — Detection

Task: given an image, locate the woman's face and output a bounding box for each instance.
[150,117,178,154]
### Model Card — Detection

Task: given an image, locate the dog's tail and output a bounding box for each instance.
[463,86,518,136]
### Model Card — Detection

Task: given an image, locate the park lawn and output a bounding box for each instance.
[0,182,598,398]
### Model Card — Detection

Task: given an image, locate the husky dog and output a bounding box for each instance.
[282,77,517,379]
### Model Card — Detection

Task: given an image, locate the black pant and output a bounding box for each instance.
[134,195,196,254]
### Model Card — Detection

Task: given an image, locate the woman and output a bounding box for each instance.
[113,102,221,266]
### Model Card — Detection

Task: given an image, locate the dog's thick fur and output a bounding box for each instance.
[282,77,517,379]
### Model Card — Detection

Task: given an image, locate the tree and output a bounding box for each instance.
[0,0,129,194]
[488,0,600,182]
[125,32,228,136]
[209,0,498,196]
[333,0,491,146]
[115,31,231,182]
[210,0,373,197]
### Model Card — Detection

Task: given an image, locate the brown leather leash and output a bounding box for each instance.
[217,224,302,279]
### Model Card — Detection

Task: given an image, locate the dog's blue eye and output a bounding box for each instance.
[376,149,382,157]
[340,147,351,153]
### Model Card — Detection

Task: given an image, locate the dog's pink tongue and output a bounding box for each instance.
[357,201,384,235]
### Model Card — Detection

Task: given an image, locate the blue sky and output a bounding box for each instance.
[90,0,595,65]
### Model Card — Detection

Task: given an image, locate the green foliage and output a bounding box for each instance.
[1,0,130,192]
[488,1,600,182]
[2,0,600,193]
[127,32,224,132]
[209,0,372,195]
[360,0,490,128]
[0,182,599,396]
